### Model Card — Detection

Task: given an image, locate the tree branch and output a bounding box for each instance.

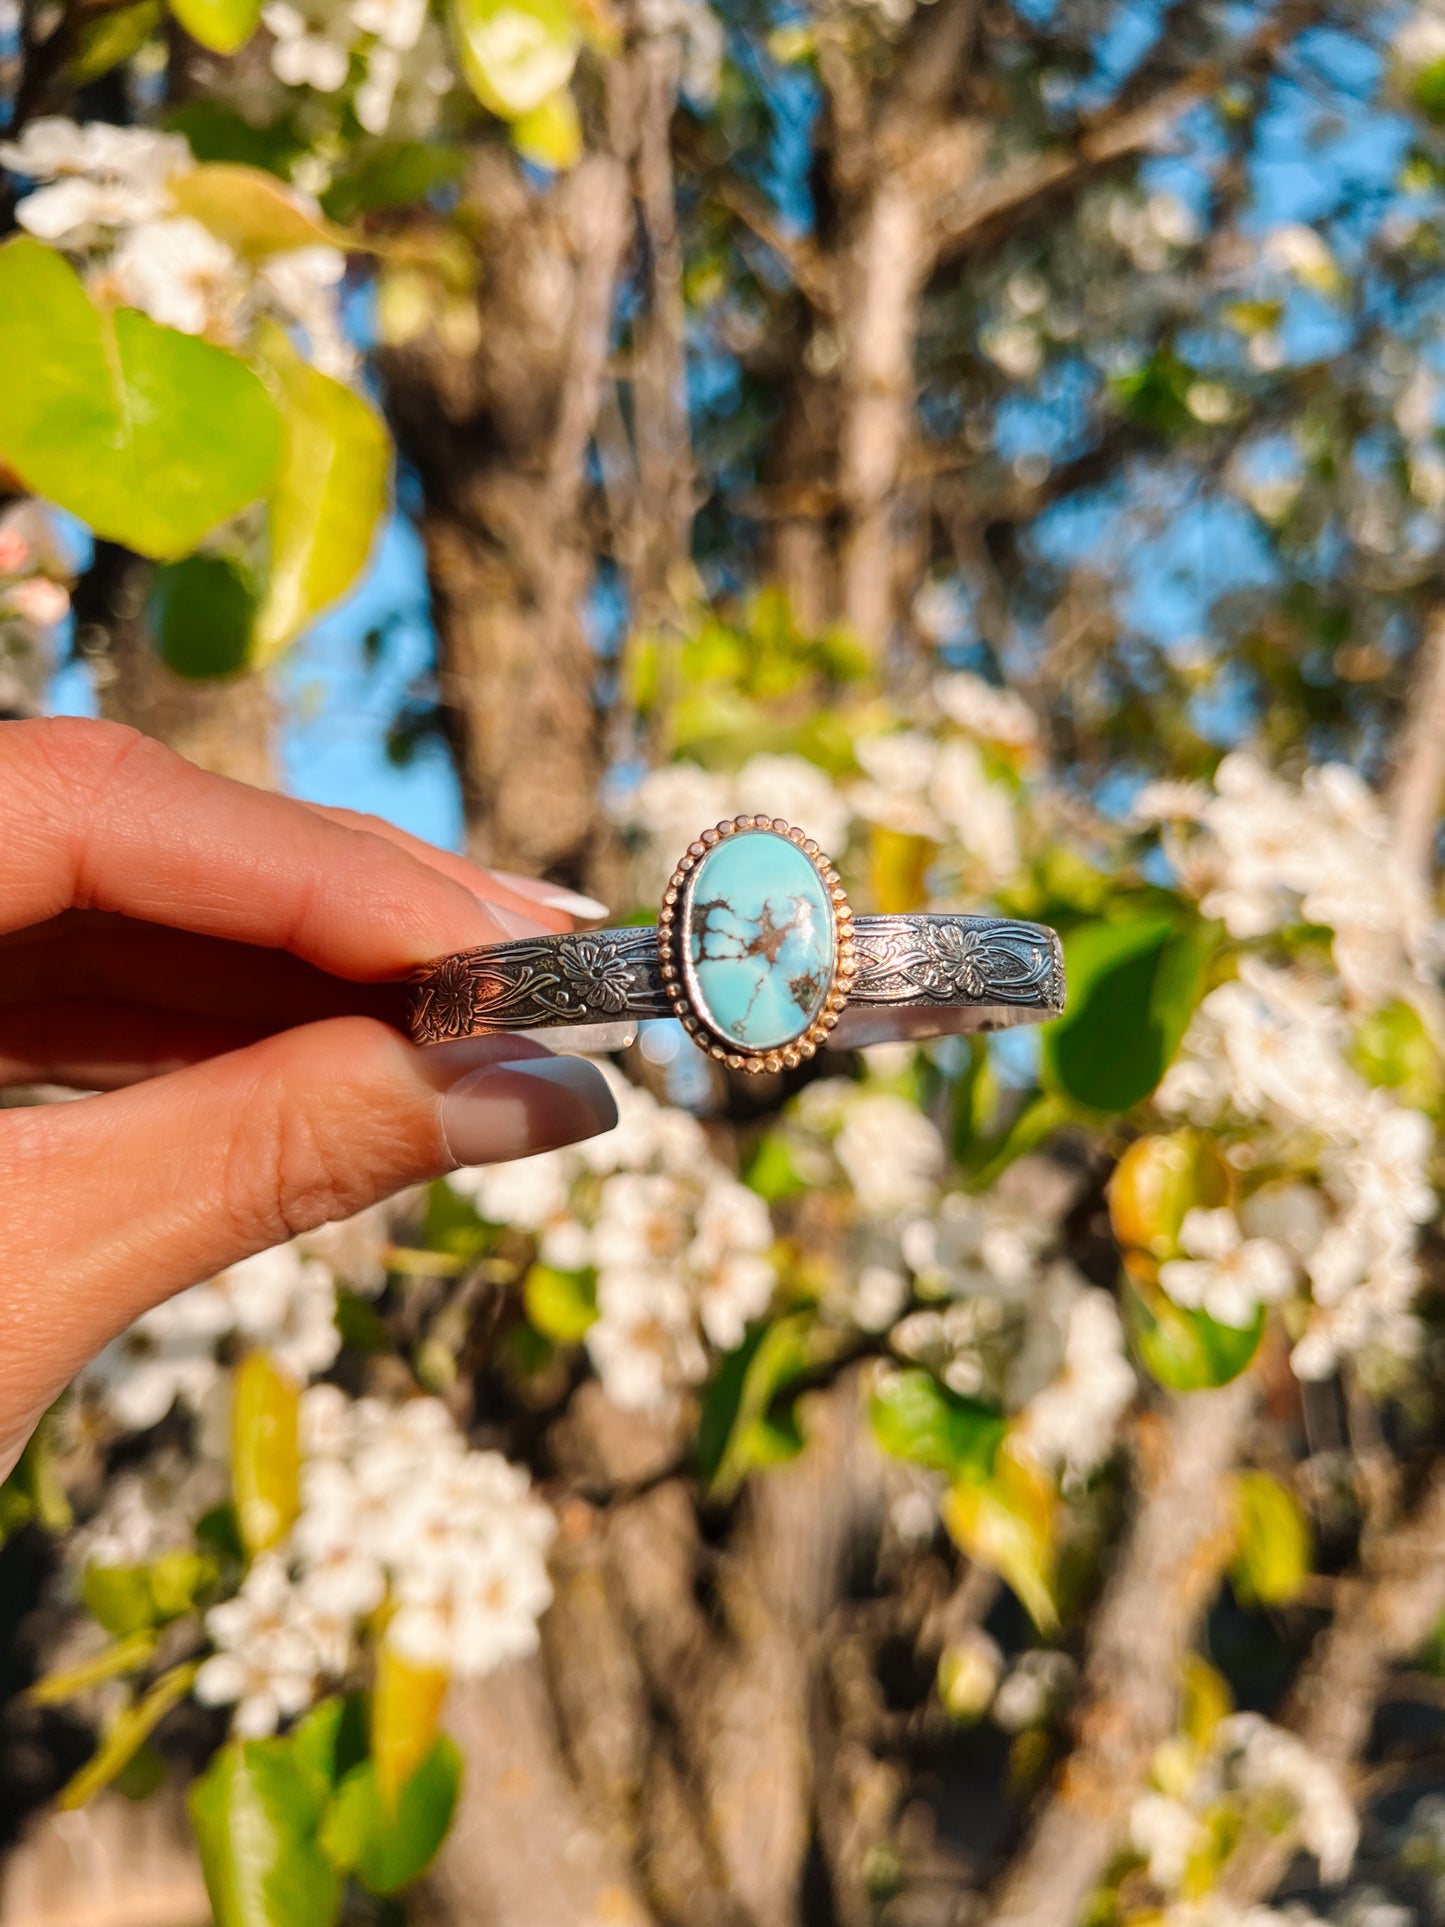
[979,1373,1259,1927]
[1387,602,1445,886]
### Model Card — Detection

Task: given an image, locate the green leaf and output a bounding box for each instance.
[1229,1470,1311,1608]
[319,1739,462,1895]
[290,1695,368,1801]
[696,1311,820,1502]
[449,0,581,118]
[1123,1278,1263,1390]
[59,1662,198,1809]
[84,1563,160,1638]
[66,0,162,83]
[1416,56,1445,123]
[153,554,257,679]
[164,103,305,175]
[0,1408,72,1545]
[190,1739,343,1927]
[1351,999,1443,1111]
[1110,349,1198,438]
[743,1132,808,1203]
[251,327,389,664]
[82,1551,215,1637]
[870,1371,1007,1478]
[167,0,261,51]
[425,1178,492,1256]
[170,165,350,258]
[1042,912,1214,1115]
[523,1263,597,1342]
[0,238,280,560]
[232,1352,301,1556]
[321,142,468,223]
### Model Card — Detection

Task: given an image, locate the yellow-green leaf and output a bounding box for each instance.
[0,238,280,560]
[66,0,162,83]
[942,1446,1059,1635]
[1109,1131,1229,1266]
[58,1662,198,1810]
[251,326,389,665]
[167,0,261,52]
[232,1352,301,1555]
[28,1631,159,1706]
[1229,1470,1311,1608]
[868,826,937,915]
[170,164,351,258]
[450,0,581,119]
[373,1639,451,1808]
[511,87,582,169]
[523,1263,597,1342]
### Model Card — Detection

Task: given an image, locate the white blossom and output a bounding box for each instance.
[111,216,242,336]
[1218,1712,1358,1882]
[1158,1209,1294,1329]
[1014,1288,1135,1477]
[933,672,1038,749]
[349,0,427,48]
[195,1554,326,1737]
[1131,1791,1210,1891]
[835,1092,944,1215]
[262,1,352,90]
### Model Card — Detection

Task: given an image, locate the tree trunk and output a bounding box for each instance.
[382,141,631,879]
[76,542,277,789]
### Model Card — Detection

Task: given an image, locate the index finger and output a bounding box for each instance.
[0,718,515,978]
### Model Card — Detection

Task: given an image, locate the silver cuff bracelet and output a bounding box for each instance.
[407,815,1065,1068]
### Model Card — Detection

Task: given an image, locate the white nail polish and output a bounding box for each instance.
[488,903,552,940]
[535,886,610,920]
[486,870,610,921]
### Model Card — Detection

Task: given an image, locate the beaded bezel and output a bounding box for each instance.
[657,815,856,1074]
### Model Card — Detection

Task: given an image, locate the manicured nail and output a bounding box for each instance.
[439,1055,618,1166]
[487,902,553,941]
[488,869,610,921]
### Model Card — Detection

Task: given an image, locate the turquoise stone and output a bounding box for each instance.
[683,830,836,1051]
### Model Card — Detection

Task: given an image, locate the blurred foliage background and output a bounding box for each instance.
[5,0,1445,1924]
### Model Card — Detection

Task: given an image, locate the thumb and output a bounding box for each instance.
[0,1019,616,1469]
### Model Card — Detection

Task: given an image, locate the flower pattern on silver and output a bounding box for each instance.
[408,917,1062,1046]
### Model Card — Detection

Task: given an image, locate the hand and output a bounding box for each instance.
[0,718,618,1477]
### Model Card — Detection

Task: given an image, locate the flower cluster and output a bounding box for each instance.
[1138,752,1440,1004]
[193,1388,555,1735]
[80,1240,352,1433]
[451,1063,778,1411]
[0,118,353,376]
[1135,754,1442,1378]
[614,673,1031,902]
[259,0,453,138]
[1130,1710,1357,1901]
[784,1082,1137,1479]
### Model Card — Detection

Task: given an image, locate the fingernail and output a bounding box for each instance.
[489,870,610,921]
[486,903,553,941]
[440,1055,618,1166]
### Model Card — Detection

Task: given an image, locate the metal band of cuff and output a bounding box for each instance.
[406,915,1065,1052]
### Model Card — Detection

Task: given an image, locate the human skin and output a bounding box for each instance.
[0,717,619,1479]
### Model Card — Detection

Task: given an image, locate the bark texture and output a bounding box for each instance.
[981,1375,1259,1927]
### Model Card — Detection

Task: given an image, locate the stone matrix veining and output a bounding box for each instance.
[682,830,837,1050]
